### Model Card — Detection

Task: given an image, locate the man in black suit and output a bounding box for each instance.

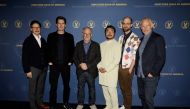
[22,20,48,109]
[73,27,101,109]
[135,17,166,109]
[47,16,74,109]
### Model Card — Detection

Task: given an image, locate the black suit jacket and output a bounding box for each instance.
[47,31,75,65]
[135,32,166,77]
[22,34,48,73]
[73,40,101,78]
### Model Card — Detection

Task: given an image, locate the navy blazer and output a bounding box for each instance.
[135,32,166,77]
[22,34,48,73]
[73,40,101,78]
[47,31,75,65]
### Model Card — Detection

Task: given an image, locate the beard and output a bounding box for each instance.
[122,28,130,32]
[106,35,114,40]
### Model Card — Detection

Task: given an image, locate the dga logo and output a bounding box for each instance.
[133,20,140,29]
[72,20,80,28]
[43,20,51,29]
[15,19,22,28]
[117,20,122,28]
[102,20,110,28]
[165,20,173,29]
[152,20,157,29]
[87,20,95,28]
[181,20,189,29]
[0,19,8,28]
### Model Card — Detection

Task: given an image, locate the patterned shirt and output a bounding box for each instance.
[118,32,140,68]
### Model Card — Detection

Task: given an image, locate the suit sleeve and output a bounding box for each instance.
[152,36,166,75]
[69,35,75,64]
[73,43,80,68]
[22,39,31,73]
[104,44,121,73]
[47,34,53,63]
[87,44,101,69]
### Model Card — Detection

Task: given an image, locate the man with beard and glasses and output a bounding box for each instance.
[118,16,140,109]
[97,25,121,109]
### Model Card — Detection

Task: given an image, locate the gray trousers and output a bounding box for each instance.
[29,66,47,109]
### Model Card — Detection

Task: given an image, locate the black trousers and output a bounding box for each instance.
[49,64,70,106]
[29,66,47,109]
[137,77,160,109]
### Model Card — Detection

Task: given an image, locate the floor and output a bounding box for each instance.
[0,101,189,109]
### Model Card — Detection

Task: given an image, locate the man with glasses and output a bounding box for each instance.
[22,20,49,109]
[74,27,101,109]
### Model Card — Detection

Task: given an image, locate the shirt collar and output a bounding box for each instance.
[32,33,41,39]
[124,30,132,37]
[106,38,115,43]
[83,40,91,45]
[144,31,152,38]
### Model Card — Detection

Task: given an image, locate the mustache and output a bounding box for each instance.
[107,34,112,36]
[123,28,130,32]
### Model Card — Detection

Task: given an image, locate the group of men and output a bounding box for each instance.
[22,16,166,109]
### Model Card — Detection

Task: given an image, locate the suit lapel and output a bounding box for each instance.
[87,42,93,60]
[143,32,154,55]
[31,34,41,49]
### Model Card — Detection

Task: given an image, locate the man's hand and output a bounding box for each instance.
[68,62,72,66]
[80,63,88,70]
[148,73,153,78]
[26,72,32,78]
[99,67,107,73]
[129,68,132,74]
[49,62,53,65]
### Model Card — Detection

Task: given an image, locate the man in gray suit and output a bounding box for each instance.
[73,27,101,109]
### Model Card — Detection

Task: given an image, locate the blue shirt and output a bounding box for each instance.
[137,32,151,78]
[83,41,91,54]
[83,41,91,72]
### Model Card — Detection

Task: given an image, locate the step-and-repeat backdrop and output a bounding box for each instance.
[0,0,190,107]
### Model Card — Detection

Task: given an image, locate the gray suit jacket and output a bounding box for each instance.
[73,40,101,78]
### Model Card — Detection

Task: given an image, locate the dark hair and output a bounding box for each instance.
[30,20,41,28]
[122,16,133,24]
[105,25,116,34]
[56,16,66,24]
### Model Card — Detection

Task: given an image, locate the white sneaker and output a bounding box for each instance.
[90,104,97,109]
[76,105,83,109]
[119,105,125,109]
